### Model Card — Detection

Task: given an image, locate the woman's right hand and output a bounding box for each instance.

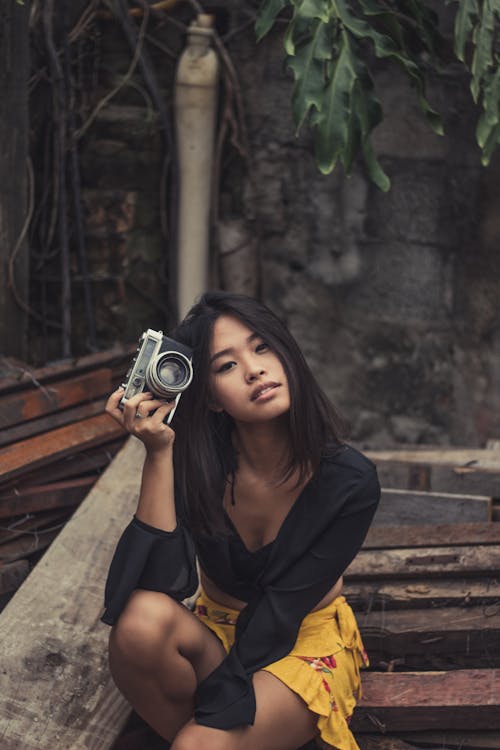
[105,388,177,454]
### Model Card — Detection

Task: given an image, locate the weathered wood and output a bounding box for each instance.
[0,345,134,395]
[0,436,144,749]
[0,560,30,596]
[0,414,127,483]
[0,477,95,519]
[0,509,72,546]
[395,731,500,750]
[0,400,106,448]
[357,738,420,750]
[0,369,112,430]
[344,579,500,611]
[373,460,500,497]
[359,605,500,662]
[0,439,125,492]
[367,449,500,468]
[373,488,492,526]
[0,527,61,563]
[352,670,500,732]
[363,522,500,549]
[346,545,500,579]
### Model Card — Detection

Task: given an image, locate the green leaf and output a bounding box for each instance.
[471,0,495,102]
[287,19,336,128]
[255,0,291,41]
[453,0,479,62]
[334,0,444,135]
[480,122,500,166]
[476,65,500,147]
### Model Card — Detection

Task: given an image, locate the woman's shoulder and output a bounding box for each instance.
[320,442,377,480]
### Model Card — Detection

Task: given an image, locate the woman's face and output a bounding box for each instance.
[208,314,290,424]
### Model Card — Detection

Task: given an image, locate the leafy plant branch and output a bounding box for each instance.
[256,0,500,190]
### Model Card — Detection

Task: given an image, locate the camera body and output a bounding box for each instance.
[120,329,193,422]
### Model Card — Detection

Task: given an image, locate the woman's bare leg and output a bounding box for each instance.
[171,670,319,750]
[108,589,226,741]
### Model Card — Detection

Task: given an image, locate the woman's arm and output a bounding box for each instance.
[101,388,198,625]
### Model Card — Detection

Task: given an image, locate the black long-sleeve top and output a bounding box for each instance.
[102,444,380,729]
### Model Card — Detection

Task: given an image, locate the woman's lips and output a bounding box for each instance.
[251,383,280,401]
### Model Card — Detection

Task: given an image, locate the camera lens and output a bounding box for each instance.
[158,360,185,388]
[147,351,193,397]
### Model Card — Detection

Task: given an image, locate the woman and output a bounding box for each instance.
[103,291,380,750]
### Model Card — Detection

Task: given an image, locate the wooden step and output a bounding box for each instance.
[353,669,500,732]
[374,489,492,526]
[364,522,500,548]
[346,544,500,580]
[344,578,500,610]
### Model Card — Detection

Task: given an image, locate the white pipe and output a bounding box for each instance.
[174,14,219,320]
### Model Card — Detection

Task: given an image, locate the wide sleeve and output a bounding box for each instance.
[101,516,198,626]
[194,466,380,729]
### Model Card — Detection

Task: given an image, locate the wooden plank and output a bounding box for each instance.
[344,579,500,611]
[366,448,500,468]
[0,560,30,596]
[0,509,72,546]
[0,369,112,430]
[395,731,500,750]
[373,488,492,526]
[373,461,500,497]
[364,522,500,549]
[0,439,125,492]
[0,400,106,448]
[0,345,134,395]
[0,436,143,749]
[0,477,95,519]
[357,738,420,750]
[0,413,127,483]
[352,670,500,732]
[0,528,62,563]
[346,545,500,579]
[358,605,500,663]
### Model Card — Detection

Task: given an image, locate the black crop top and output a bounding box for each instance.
[102,444,380,730]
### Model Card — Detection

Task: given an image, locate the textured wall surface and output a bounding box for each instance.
[61,3,500,447]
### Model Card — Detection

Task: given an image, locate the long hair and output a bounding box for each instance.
[170,291,347,535]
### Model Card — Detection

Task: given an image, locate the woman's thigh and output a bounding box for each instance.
[109,589,227,684]
[172,670,318,750]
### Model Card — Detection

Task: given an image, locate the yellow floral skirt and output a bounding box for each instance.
[193,591,368,750]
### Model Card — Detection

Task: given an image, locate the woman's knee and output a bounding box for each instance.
[109,590,182,668]
[172,724,231,750]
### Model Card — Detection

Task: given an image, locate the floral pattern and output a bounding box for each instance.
[296,655,339,710]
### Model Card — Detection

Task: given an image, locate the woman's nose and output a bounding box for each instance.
[245,363,266,382]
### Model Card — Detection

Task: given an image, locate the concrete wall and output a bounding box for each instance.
[32,3,499,447]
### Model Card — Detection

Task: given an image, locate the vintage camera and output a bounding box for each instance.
[120,329,193,423]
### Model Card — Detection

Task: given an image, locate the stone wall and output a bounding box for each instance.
[32,2,500,447]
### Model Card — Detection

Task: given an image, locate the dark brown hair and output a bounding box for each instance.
[170,291,347,535]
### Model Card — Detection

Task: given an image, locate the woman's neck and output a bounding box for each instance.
[232,417,291,481]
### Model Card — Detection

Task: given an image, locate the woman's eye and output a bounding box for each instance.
[216,361,235,373]
[256,342,269,353]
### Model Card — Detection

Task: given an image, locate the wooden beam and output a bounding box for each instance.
[394,731,500,750]
[0,400,106,448]
[366,449,500,468]
[0,369,112,430]
[0,413,127,484]
[0,436,144,749]
[0,560,30,596]
[344,579,500,611]
[363,522,500,549]
[346,545,500,580]
[374,488,492,526]
[0,345,134,395]
[352,670,500,732]
[0,439,125,492]
[359,605,500,663]
[372,460,500,497]
[0,477,95,519]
